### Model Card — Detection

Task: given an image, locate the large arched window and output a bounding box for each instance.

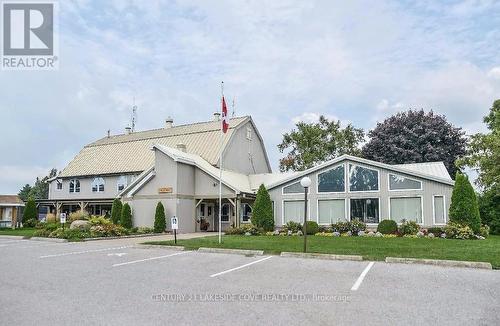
[348,164,379,192]
[92,177,105,192]
[69,179,80,193]
[117,176,127,191]
[221,203,230,222]
[318,164,345,193]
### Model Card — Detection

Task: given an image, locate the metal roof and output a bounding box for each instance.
[393,162,452,181]
[59,117,249,178]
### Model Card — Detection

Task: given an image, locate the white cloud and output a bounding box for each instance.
[487,66,500,79]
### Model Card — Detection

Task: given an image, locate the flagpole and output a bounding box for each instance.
[218,81,224,244]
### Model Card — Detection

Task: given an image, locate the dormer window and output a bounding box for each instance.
[92,177,105,192]
[117,176,127,192]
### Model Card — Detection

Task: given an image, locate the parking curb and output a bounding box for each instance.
[134,244,185,251]
[0,235,26,240]
[29,237,68,243]
[385,257,492,270]
[280,252,363,261]
[198,247,264,256]
[82,233,168,242]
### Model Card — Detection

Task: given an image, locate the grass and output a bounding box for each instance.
[145,235,500,269]
[0,228,36,237]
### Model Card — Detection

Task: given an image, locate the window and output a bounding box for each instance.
[318,165,345,192]
[350,198,379,223]
[246,127,252,140]
[283,181,307,194]
[56,179,62,190]
[69,179,80,193]
[318,199,345,224]
[349,164,379,192]
[390,197,422,223]
[283,200,304,224]
[389,174,422,191]
[117,176,127,192]
[242,203,252,222]
[92,177,105,192]
[433,196,445,224]
[221,203,230,222]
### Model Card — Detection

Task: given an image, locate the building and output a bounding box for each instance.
[44,114,453,232]
[0,195,24,228]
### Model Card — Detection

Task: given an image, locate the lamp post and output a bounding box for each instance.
[300,176,311,253]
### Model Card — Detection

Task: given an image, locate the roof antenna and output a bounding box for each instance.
[131,97,138,132]
[107,129,110,138]
[231,97,236,117]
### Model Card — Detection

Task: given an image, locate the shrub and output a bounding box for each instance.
[304,221,319,235]
[88,215,112,226]
[89,224,129,237]
[110,199,123,225]
[377,219,398,234]
[120,203,133,229]
[449,173,481,233]
[251,184,275,231]
[331,219,366,234]
[135,226,155,234]
[49,228,90,240]
[427,227,444,237]
[399,219,420,235]
[154,202,166,233]
[23,198,37,223]
[68,210,89,223]
[444,222,475,240]
[23,218,38,228]
[284,221,302,233]
[224,227,245,235]
[478,188,500,235]
[479,225,490,238]
[45,213,56,223]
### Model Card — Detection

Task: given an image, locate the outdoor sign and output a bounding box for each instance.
[158,187,173,194]
[171,216,178,230]
[60,213,66,224]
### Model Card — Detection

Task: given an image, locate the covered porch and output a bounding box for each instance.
[36,199,114,220]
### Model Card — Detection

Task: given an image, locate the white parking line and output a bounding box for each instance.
[210,256,273,278]
[112,251,190,267]
[351,262,374,291]
[40,246,133,258]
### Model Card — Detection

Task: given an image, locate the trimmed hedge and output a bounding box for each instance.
[154,202,166,233]
[305,221,319,235]
[120,203,133,229]
[450,173,481,233]
[377,219,398,234]
[110,198,122,225]
[251,184,275,231]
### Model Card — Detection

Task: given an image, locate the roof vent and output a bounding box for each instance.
[125,126,132,135]
[176,143,187,152]
[165,116,173,129]
[213,112,221,121]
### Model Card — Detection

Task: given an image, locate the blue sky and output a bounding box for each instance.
[1,0,500,193]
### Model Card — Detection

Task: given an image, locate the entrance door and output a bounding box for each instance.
[198,203,215,231]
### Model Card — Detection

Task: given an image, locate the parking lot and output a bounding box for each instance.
[1,235,499,326]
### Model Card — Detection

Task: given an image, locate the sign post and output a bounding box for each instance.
[171,216,178,244]
[60,213,67,230]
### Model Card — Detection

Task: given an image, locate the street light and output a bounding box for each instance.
[300,176,311,253]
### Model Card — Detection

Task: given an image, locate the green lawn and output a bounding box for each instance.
[145,235,500,269]
[0,228,36,237]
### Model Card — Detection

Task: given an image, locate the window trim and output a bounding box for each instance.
[348,196,381,225]
[432,195,446,225]
[241,203,252,224]
[55,179,63,191]
[316,198,347,225]
[117,175,127,192]
[69,179,80,193]
[388,195,424,225]
[316,163,346,194]
[221,203,230,223]
[387,173,423,192]
[92,177,105,193]
[282,181,310,195]
[347,163,380,193]
[281,199,311,226]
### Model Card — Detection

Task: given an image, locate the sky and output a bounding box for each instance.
[1,0,500,194]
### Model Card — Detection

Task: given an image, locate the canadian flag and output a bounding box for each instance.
[222,96,229,133]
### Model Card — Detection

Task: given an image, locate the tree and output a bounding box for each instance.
[449,173,481,233]
[362,110,466,178]
[18,168,58,200]
[251,184,274,231]
[120,203,133,229]
[154,202,166,233]
[22,198,37,223]
[278,115,364,172]
[18,184,32,202]
[478,189,500,234]
[110,199,122,224]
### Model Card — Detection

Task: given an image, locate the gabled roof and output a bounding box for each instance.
[0,195,24,206]
[59,116,249,178]
[265,155,455,190]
